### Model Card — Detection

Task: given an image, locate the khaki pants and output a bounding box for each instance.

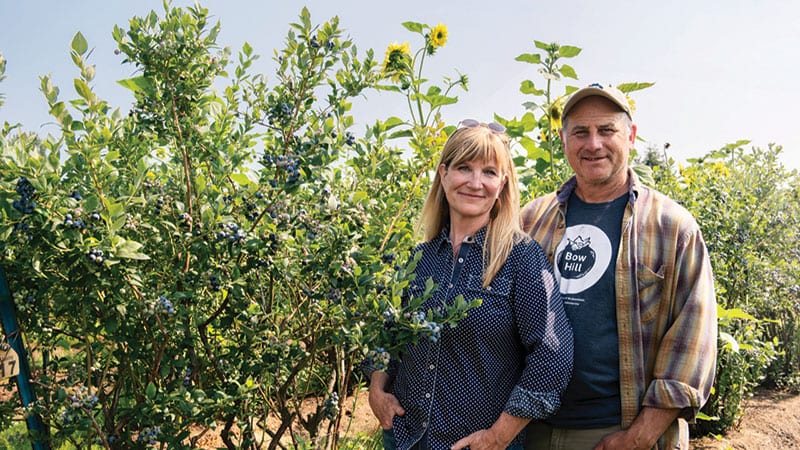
[525,422,621,450]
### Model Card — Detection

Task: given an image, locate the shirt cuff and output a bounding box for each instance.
[642,379,706,421]
[504,385,561,419]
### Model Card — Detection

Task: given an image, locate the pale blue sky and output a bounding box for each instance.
[2,0,798,169]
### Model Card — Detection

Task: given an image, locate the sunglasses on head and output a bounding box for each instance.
[457,118,506,134]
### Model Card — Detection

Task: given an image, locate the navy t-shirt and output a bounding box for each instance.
[546,192,627,429]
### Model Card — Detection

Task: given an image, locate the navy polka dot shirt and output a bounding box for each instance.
[367,227,574,450]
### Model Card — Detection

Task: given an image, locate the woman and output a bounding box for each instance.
[366,120,574,450]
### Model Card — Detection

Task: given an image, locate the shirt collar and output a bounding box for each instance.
[556,167,640,205]
[433,225,487,253]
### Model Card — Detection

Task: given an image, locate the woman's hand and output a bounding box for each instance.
[451,412,529,450]
[368,388,405,429]
[450,428,507,450]
[368,371,405,430]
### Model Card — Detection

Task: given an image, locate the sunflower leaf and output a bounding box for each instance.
[515,53,541,64]
[401,21,424,33]
[558,45,582,58]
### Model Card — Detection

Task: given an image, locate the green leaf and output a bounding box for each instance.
[146,381,157,400]
[520,136,550,161]
[719,332,740,353]
[696,412,720,421]
[426,94,458,108]
[389,129,414,139]
[515,53,541,64]
[383,116,406,131]
[243,41,253,57]
[230,173,252,186]
[719,306,757,321]
[351,191,368,203]
[558,45,582,58]
[108,202,124,219]
[617,82,655,93]
[116,239,150,260]
[534,40,551,51]
[519,112,538,131]
[520,80,544,96]
[74,79,93,101]
[632,164,655,187]
[71,32,88,55]
[117,76,154,95]
[559,64,578,80]
[401,21,424,33]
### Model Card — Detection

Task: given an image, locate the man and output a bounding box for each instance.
[522,83,717,450]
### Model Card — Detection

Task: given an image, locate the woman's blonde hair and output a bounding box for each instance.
[418,123,523,287]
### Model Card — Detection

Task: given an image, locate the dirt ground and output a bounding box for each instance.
[4,385,799,448]
[690,388,800,449]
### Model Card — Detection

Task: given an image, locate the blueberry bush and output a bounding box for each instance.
[0,5,474,449]
[645,143,800,434]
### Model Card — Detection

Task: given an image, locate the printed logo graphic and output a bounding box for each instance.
[557,236,596,279]
[555,225,612,295]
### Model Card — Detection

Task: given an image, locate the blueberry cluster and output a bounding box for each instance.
[182,367,192,387]
[265,232,279,253]
[328,287,341,303]
[262,154,301,183]
[70,391,99,410]
[309,36,335,51]
[282,155,301,183]
[12,177,36,214]
[345,131,356,146]
[381,253,396,265]
[178,212,192,227]
[322,392,340,420]
[245,202,258,221]
[216,222,246,244]
[63,213,86,229]
[69,190,83,201]
[158,295,175,315]
[411,311,442,343]
[153,196,164,215]
[137,426,161,446]
[87,248,105,265]
[366,347,391,372]
[13,222,31,237]
[382,307,396,325]
[60,388,99,425]
[267,102,293,125]
[209,274,221,292]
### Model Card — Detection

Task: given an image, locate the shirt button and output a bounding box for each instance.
[486,286,492,291]
[429,364,435,370]
[447,283,453,288]
[457,257,463,263]
[422,421,428,428]
[425,393,431,398]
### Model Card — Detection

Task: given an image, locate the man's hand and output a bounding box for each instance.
[592,407,680,450]
[367,371,404,430]
[592,429,648,450]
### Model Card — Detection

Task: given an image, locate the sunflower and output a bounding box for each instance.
[429,23,448,50]
[548,96,565,132]
[626,95,637,114]
[382,41,411,81]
